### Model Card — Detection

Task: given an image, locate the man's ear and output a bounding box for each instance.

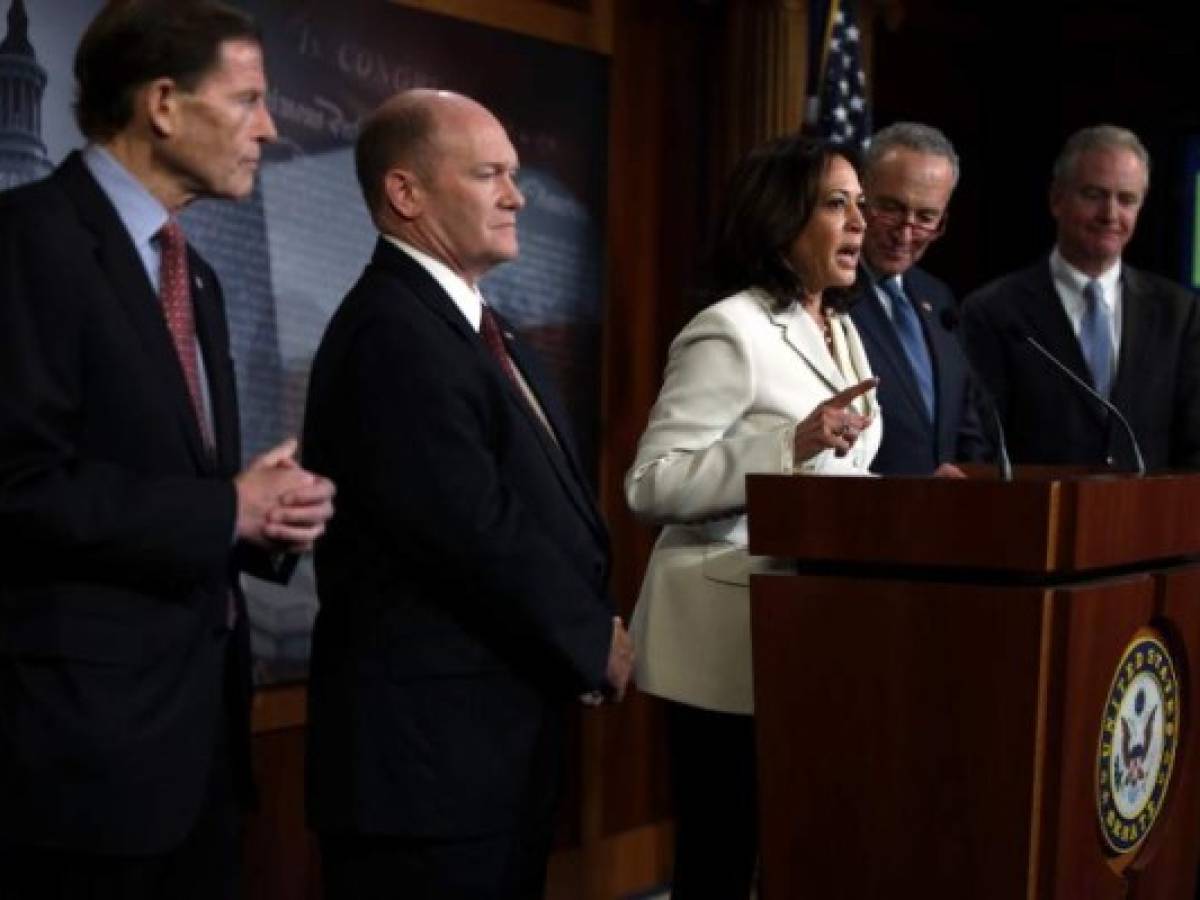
[384,167,423,220]
[142,77,182,139]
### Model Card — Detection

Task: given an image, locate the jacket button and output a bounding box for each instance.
[1105,455,1116,467]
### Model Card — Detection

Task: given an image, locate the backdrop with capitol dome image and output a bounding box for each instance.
[0,0,609,683]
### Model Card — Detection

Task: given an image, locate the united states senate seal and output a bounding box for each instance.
[1096,631,1181,856]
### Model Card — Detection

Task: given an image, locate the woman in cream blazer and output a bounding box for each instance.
[625,136,880,899]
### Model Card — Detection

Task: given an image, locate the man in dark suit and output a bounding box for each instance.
[961,125,1200,470]
[303,90,633,899]
[850,122,985,475]
[0,3,335,898]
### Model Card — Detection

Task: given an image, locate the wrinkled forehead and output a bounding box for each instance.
[193,37,266,88]
[869,148,954,195]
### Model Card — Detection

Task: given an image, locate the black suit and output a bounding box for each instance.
[960,258,1200,470]
[302,239,613,895]
[849,265,985,474]
[0,154,273,881]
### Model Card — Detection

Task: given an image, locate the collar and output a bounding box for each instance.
[383,235,483,331]
[81,144,169,255]
[861,260,903,319]
[1050,246,1120,307]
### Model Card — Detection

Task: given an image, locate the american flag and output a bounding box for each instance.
[815,0,872,152]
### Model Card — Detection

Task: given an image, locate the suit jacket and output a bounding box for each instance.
[625,288,881,715]
[960,258,1200,470]
[0,153,264,855]
[302,238,613,839]
[849,265,986,474]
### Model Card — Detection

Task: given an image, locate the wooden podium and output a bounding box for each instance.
[746,470,1200,899]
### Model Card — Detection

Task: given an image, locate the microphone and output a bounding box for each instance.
[1006,325,1146,476]
[940,307,1013,481]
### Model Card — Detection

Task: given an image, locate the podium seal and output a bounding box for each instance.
[1096,630,1180,856]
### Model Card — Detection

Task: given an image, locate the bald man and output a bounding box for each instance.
[302,90,632,898]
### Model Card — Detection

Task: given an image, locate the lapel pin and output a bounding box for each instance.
[194,275,204,290]
[920,300,933,314]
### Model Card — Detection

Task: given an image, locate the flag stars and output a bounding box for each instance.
[815,1,871,153]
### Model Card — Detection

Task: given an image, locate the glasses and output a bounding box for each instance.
[866,198,947,238]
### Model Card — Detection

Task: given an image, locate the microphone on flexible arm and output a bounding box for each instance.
[939,307,1013,481]
[1003,324,1146,477]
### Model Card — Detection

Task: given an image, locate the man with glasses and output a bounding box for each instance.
[960,125,1200,470]
[850,122,985,474]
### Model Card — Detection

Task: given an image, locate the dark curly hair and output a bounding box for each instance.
[710,134,859,312]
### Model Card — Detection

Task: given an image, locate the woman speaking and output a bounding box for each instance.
[625,135,880,898]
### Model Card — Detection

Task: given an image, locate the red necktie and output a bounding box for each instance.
[160,222,233,627]
[479,304,561,445]
[479,304,523,393]
[158,219,214,453]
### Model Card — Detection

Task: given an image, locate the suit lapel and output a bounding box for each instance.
[1022,263,1092,378]
[502,323,607,539]
[372,239,477,345]
[191,254,237,474]
[1020,261,1109,428]
[1110,266,1152,412]
[905,272,960,439]
[480,314,569,467]
[58,154,212,470]
[371,240,605,539]
[769,298,846,395]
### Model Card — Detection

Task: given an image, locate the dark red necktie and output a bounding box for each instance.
[159,220,234,628]
[479,304,561,445]
[157,219,214,453]
[160,221,233,627]
[479,304,524,393]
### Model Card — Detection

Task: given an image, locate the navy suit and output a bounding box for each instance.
[302,239,613,894]
[0,153,276,862]
[849,265,985,474]
[960,259,1200,470]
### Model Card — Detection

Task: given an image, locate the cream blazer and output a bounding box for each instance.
[625,288,881,714]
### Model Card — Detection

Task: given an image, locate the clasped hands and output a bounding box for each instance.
[235,437,336,553]
[793,377,878,461]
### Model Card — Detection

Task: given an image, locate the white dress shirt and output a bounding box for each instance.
[1050,246,1123,358]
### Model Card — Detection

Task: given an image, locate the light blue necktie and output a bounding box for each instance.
[1080,279,1114,398]
[881,277,935,421]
